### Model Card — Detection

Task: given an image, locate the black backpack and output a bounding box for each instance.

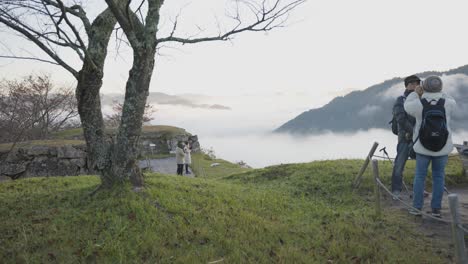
[390,116,398,135]
[417,98,449,151]
[389,95,406,136]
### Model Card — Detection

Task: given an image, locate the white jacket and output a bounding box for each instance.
[184,147,192,164]
[404,92,456,156]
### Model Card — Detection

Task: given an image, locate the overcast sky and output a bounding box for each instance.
[1,0,468,100]
[1,0,468,166]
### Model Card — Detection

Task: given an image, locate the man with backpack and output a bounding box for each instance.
[404,75,456,217]
[390,75,420,198]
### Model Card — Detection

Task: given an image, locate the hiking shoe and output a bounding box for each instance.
[424,191,430,198]
[431,208,442,218]
[409,208,422,216]
[392,190,400,201]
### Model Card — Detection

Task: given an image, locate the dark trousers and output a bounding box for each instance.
[177,164,184,175]
[185,164,190,173]
[391,141,410,192]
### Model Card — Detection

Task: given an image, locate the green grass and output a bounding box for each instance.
[0,139,85,152]
[377,154,466,187]
[50,125,187,140]
[191,153,252,179]
[140,125,186,135]
[50,128,84,140]
[140,153,176,160]
[0,157,465,263]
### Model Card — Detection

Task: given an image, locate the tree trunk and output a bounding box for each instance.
[76,8,155,189]
[76,66,112,185]
[75,9,118,188]
[109,51,156,187]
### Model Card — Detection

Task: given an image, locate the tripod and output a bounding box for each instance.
[379,147,411,194]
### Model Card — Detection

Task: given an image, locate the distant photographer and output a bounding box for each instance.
[390,75,419,198]
[404,76,457,218]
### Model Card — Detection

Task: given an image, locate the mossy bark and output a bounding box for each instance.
[108,52,155,187]
[75,9,144,188]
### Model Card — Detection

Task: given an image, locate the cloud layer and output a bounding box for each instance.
[101,92,232,110]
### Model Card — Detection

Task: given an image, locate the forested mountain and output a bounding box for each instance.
[276,65,468,134]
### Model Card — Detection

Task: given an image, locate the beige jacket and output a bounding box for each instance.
[175,147,185,164]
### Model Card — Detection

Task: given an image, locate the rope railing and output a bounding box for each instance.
[374,177,452,224]
[372,154,395,160]
[457,223,468,234]
[370,157,468,264]
[356,142,468,263]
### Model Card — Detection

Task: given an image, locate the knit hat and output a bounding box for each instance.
[422,76,443,93]
[404,75,421,87]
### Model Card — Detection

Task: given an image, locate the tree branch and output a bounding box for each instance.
[157,0,305,45]
[105,0,141,48]
[41,0,92,35]
[0,55,60,65]
[2,7,85,61]
[0,11,78,77]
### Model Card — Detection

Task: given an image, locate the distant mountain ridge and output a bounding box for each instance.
[101,92,231,110]
[275,65,468,134]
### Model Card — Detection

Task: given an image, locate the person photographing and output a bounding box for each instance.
[390,75,419,198]
[404,76,457,217]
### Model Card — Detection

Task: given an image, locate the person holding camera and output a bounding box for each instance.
[390,75,419,199]
[184,141,192,174]
[175,142,186,176]
[404,76,456,217]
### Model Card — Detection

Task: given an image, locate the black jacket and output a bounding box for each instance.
[393,90,416,142]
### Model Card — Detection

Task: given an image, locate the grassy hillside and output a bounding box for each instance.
[191,153,252,179]
[0,125,187,153]
[0,139,85,153]
[0,157,465,263]
[50,125,187,140]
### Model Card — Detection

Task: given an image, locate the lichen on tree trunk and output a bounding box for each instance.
[109,52,156,187]
[77,6,155,188]
[75,9,118,188]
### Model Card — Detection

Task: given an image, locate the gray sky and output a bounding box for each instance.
[1,0,468,100]
[1,0,468,166]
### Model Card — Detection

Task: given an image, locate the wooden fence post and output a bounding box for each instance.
[353,142,379,188]
[448,194,468,264]
[372,159,381,218]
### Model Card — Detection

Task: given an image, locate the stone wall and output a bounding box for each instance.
[0,144,87,179]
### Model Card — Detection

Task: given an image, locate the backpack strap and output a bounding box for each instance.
[421,98,444,107]
[420,98,430,107]
[436,98,446,106]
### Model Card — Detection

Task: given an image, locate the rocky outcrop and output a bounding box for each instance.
[140,134,200,156]
[0,144,87,179]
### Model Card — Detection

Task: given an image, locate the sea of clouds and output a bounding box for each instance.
[148,89,468,168]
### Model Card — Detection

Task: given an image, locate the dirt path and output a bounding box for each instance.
[138,157,195,178]
[387,186,468,221]
[384,186,468,261]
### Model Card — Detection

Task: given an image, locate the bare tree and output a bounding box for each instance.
[0,1,122,187]
[105,101,156,128]
[0,74,78,144]
[0,0,304,189]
